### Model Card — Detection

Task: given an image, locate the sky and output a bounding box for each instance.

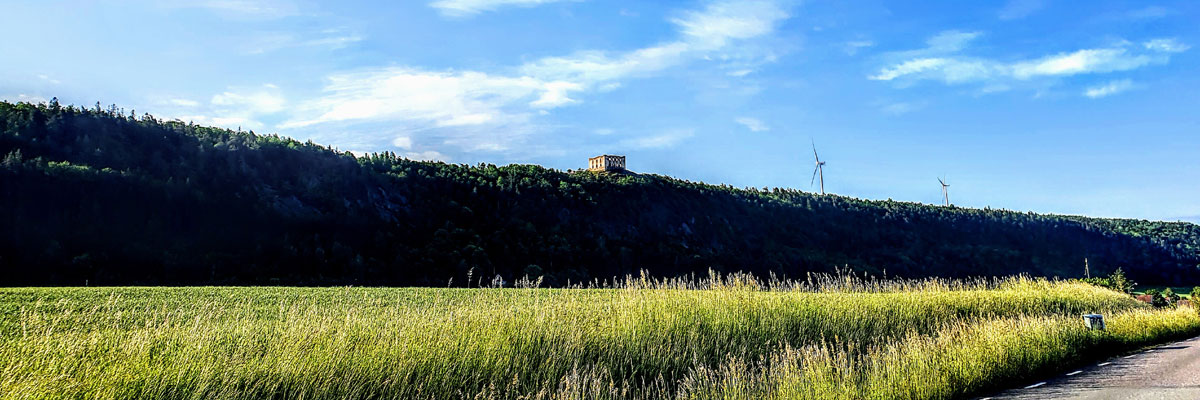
[2,0,1199,222]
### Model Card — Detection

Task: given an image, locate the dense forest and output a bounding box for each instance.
[2,100,1199,286]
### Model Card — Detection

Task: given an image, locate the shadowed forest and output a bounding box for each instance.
[2,100,1199,286]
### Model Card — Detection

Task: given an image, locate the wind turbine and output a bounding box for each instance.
[811,140,826,195]
[938,176,950,206]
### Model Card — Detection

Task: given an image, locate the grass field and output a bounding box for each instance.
[1,275,1198,399]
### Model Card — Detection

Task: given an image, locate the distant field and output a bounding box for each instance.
[2,277,1198,399]
[1134,286,1196,296]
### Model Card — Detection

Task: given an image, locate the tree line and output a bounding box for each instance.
[2,100,1199,286]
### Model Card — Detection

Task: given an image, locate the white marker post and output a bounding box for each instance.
[1083,314,1105,331]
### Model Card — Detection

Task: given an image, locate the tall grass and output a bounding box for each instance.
[1,276,1196,399]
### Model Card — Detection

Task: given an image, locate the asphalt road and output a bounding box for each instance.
[979,335,1200,400]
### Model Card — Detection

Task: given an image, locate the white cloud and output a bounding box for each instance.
[871,32,1186,88]
[620,129,695,149]
[392,136,413,149]
[593,128,614,135]
[1010,48,1156,79]
[176,115,259,129]
[156,85,285,132]
[212,86,286,114]
[735,117,769,132]
[404,150,449,162]
[429,0,581,17]
[4,94,49,104]
[280,0,792,157]
[871,57,998,84]
[923,31,980,53]
[671,0,789,49]
[529,81,583,108]
[870,31,984,80]
[1143,38,1189,53]
[520,42,693,86]
[280,68,572,130]
[519,0,788,86]
[1084,79,1135,98]
[871,58,949,81]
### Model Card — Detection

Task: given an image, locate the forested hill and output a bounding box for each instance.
[2,101,1199,286]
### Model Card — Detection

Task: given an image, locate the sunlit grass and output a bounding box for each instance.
[1,276,1196,399]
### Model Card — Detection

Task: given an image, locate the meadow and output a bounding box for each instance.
[1,275,1198,399]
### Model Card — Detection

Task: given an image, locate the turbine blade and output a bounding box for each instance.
[811,139,819,161]
[811,166,819,186]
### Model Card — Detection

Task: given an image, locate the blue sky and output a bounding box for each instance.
[3,0,1199,221]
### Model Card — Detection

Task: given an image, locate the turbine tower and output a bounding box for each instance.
[811,140,826,195]
[938,176,950,206]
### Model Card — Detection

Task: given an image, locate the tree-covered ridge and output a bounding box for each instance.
[1,100,1198,286]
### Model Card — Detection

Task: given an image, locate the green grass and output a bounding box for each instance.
[1,276,1198,399]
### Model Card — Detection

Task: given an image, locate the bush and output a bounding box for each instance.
[1144,289,1170,308]
[1163,288,1181,305]
[1081,268,1137,294]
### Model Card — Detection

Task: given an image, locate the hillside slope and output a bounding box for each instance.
[1,101,1198,285]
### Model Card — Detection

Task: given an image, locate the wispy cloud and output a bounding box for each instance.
[280,0,792,157]
[1127,6,1172,19]
[404,150,450,162]
[212,85,286,114]
[919,30,981,54]
[998,0,1042,20]
[170,0,301,18]
[520,1,787,87]
[1143,38,1189,53]
[1010,48,1158,79]
[881,101,925,115]
[280,68,570,130]
[869,31,983,82]
[302,31,364,49]
[671,1,788,49]
[37,74,61,85]
[735,117,769,132]
[1084,79,1136,98]
[871,33,1187,89]
[871,58,999,84]
[620,129,695,149]
[429,0,581,17]
[843,40,874,56]
[243,29,363,54]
